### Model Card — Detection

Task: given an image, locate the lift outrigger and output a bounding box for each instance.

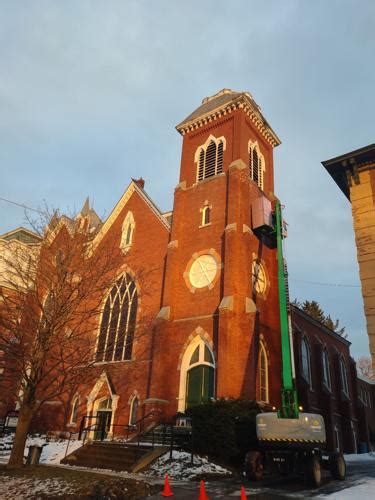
[245,201,346,487]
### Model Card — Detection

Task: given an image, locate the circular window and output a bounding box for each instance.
[189,254,218,288]
[252,260,267,294]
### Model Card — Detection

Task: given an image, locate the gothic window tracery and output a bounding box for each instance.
[196,136,225,181]
[248,141,265,190]
[95,273,138,363]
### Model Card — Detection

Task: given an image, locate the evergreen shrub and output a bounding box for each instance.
[185,399,261,463]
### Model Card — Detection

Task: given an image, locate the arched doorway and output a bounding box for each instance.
[179,337,215,410]
[94,397,112,440]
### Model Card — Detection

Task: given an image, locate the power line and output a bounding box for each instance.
[0,196,44,214]
[290,278,360,288]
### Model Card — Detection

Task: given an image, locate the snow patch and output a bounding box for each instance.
[344,452,375,462]
[144,450,231,480]
[0,434,82,465]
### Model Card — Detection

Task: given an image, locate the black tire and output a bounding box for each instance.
[330,453,346,480]
[305,455,322,488]
[245,451,264,481]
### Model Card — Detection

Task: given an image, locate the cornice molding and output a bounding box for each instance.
[176,94,281,148]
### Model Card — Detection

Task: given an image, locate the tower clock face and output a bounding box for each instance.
[189,254,218,288]
[252,260,267,294]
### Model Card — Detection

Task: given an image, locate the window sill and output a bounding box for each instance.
[199,223,212,229]
[93,359,134,366]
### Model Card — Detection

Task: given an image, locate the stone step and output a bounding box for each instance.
[61,441,153,471]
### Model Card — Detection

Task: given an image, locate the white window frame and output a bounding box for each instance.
[340,357,349,397]
[258,340,269,403]
[70,395,79,424]
[322,349,331,391]
[177,335,215,412]
[194,134,226,182]
[120,211,135,253]
[248,140,265,190]
[301,337,312,387]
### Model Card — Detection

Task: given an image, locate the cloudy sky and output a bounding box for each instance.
[1,1,374,358]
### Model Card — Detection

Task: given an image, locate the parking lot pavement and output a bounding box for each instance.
[148,459,375,498]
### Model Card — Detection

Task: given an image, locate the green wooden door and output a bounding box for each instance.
[186,365,214,408]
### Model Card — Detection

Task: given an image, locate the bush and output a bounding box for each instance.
[185,399,261,464]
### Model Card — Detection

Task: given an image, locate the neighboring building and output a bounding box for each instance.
[0,227,41,418]
[322,145,375,366]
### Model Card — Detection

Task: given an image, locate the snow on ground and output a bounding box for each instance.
[344,452,375,462]
[321,478,375,498]
[0,434,82,465]
[0,475,75,499]
[144,450,232,480]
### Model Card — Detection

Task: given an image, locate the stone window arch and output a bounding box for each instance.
[95,273,138,363]
[258,339,269,403]
[120,211,135,253]
[301,336,312,387]
[195,135,226,182]
[177,335,215,412]
[322,348,331,390]
[248,140,265,190]
[70,394,79,424]
[340,357,349,396]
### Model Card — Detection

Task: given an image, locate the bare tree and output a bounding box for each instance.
[0,209,156,468]
[357,356,374,381]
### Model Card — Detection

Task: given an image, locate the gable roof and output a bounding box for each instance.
[176,88,281,148]
[0,227,42,244]
[92,180,170,250]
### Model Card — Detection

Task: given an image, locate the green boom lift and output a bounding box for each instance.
[245,201,346,487]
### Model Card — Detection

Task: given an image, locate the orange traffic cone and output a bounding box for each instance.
[161,474,174,497]
[240,485,247,499]
[198,480,209,500]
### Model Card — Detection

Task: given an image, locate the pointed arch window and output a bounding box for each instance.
[322,348,331,390]
[196,136,226,182]
[95,273,138,363]
[120,211,135,253]
[248,141,265,190]
[340,358,349,396]
[70,395,79,424]
[129,396,139,425]
[258,340,269,403]
[301,337,312,386]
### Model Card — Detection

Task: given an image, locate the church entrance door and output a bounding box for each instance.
[186,365,214,408]
[94,410,112,440]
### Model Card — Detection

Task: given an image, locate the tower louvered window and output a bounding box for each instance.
[96,273,138,363]
[196,137,225,182]
[249,142,265,190]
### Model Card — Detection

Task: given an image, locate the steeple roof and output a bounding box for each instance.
[176,88,281,147]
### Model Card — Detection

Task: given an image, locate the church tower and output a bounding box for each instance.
[151,89,283,417]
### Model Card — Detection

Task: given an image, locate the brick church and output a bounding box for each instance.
[1,89,373,453]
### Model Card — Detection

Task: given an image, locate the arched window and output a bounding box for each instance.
[70,395,79,424]
[129,396,139,425]
[322,349,331,390]
[120,212,135,253]
[252,260,267,295]
[258,340,269,403]
[178,336,215,411]
[340,358,349,396]
[95,273,138,363]
[196,136,225,182]
[301,337,311,386]
[201,206,211,226]
[248,141,265,190]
